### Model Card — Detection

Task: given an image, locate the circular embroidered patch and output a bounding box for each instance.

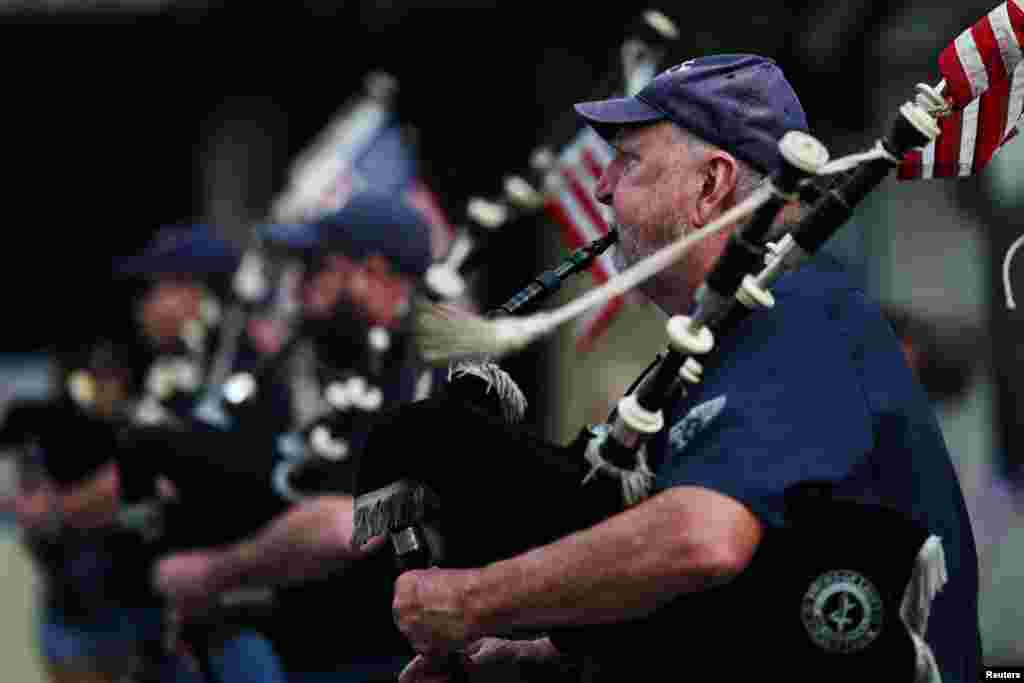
[801,569,885,653]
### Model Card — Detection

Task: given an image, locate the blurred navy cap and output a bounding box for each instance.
[574,54,809,177]
[260,191,432,279]
[114,224,241,278]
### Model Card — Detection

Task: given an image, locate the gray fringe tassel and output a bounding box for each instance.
[352,481,437,547]
[899,534,948,683]
[448,360,528,425]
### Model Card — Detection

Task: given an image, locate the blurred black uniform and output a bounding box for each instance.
[1,395,174,682]
[114,321,424,679]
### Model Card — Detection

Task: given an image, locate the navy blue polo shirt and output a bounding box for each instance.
[643,258,980,682]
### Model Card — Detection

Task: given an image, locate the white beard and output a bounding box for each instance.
[609,218,697,315]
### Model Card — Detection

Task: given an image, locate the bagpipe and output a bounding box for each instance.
[349,3,1024,678]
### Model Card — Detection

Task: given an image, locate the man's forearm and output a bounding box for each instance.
[205,494,378,591]
[58,461,120,529]
[466,486,762,636]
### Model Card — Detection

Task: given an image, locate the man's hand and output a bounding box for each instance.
[392,567,481,656]
[14,480,57,533]
[58,461,120,530]
[398,637,560,683]
[153,550,220,608]
[464,636,559,666]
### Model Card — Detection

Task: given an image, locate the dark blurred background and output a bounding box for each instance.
[4,0,979,352]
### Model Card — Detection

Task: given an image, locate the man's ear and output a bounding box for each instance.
[694,153,738,226]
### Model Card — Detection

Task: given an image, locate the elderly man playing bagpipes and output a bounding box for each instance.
[151,50,990,682]
[371,49,990,682]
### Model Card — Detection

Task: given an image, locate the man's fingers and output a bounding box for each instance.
[356,533,387,555]
[466,639,500,665]
[398,655,421,682]
[467,638,520,667]
[152,551,215,601]
[399,654,455,683]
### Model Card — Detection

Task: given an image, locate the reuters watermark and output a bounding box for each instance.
[985,667,1024,680]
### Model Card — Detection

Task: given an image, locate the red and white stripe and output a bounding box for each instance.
[544,127,625,351]
[900,0,1024,179]
[939,0,1024,107]
[550,128,616,278]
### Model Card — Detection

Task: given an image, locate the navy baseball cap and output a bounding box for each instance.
[114,224,240,278]
[574,54,809,177]
[260,191,433,279]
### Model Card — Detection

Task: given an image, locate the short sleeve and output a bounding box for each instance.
[654,274,875,528]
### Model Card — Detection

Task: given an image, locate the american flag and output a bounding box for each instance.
[275,90,455,261]
[899,0,1024,179]
[543,126,625,352]
[319,117,455,261]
